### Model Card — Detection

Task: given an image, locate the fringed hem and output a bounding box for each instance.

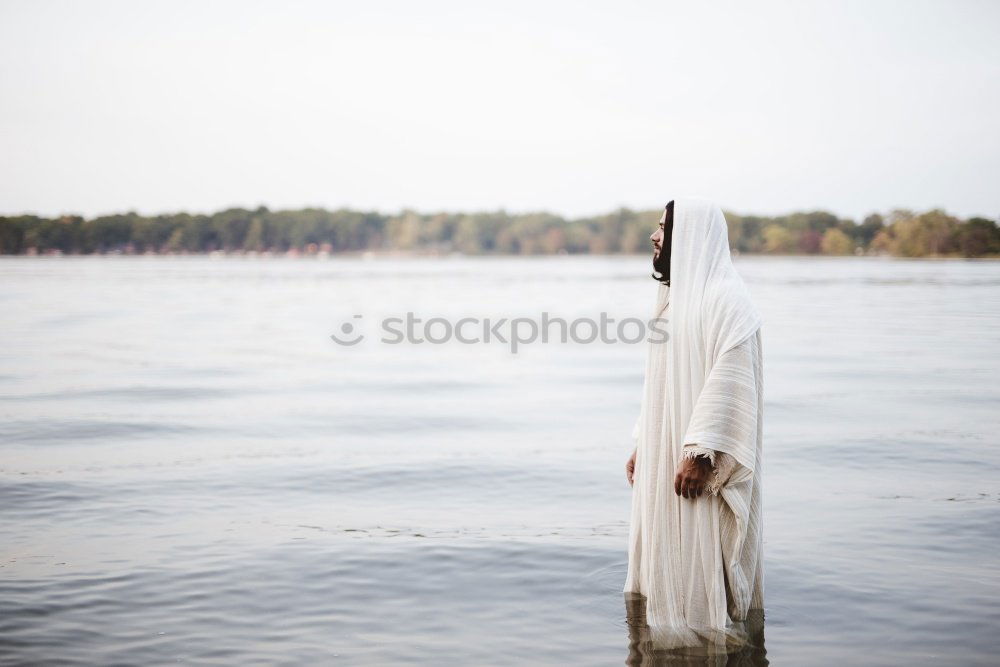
[681,444,716,465]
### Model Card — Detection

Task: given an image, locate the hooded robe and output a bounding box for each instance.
[624,198,765,653]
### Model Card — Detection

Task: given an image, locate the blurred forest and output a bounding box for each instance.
[1,206,998,258]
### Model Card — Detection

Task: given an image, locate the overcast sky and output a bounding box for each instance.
[1,0,998,221]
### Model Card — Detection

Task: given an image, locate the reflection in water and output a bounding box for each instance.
[625,592,768,666]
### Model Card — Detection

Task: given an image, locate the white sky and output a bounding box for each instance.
[1,0,998,221]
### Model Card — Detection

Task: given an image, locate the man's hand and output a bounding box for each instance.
[674,455,713,498]
[625,448,636,487]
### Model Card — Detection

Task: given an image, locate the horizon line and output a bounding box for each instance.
[2,202,992,223]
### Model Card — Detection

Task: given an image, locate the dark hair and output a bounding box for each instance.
[651,200,674,285]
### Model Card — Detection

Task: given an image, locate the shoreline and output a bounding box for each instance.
[2,251,998,261]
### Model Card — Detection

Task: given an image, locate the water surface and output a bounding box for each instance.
[2,256,999,665]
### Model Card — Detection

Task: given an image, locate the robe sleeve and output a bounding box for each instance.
[680,331,760,495]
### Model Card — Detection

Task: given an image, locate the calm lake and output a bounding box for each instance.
[2,255,999,665]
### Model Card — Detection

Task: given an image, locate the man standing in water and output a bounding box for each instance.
[623,198,765,652]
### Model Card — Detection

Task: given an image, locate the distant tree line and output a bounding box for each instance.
[1,206,997,257]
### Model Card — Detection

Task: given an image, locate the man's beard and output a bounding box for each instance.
[652,248,670,284]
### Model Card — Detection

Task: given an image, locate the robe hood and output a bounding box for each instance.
[668,197,761,364]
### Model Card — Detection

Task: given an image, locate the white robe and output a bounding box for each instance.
[624,198,764,652]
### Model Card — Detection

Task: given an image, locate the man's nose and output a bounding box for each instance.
[650,229,660,244]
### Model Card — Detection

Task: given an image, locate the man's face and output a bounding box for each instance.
[650,215,665,260]
[651,208,670,279]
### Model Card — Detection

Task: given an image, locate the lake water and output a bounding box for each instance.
[1,255,999,665]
